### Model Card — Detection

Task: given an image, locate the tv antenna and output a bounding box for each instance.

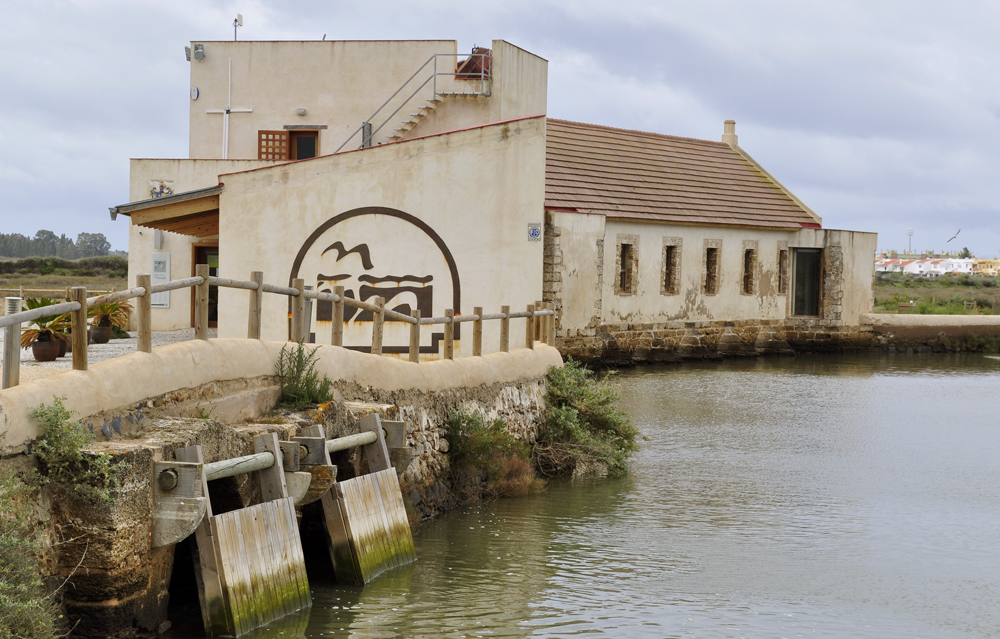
[907,228,913,253]
[233,14,243,41]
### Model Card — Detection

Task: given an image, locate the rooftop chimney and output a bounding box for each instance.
[722,120,738,147]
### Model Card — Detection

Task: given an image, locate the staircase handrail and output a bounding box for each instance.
[334,51,492,154]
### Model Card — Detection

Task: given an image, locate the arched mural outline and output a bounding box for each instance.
[288,206,461,352]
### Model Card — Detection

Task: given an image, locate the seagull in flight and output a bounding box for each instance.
[947,229,961,243]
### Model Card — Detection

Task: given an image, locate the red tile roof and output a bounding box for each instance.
[545,119,818,229]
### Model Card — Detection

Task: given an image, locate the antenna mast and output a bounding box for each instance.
[233,14,243,41]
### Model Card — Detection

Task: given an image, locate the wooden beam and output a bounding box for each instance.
[472,306,483,357]
[371,296,385,356]
[331,285,344,347]
[136,274,152,353]
[444,309,454,359]
[525,304,535,350]
[500,305,509,352]
[290,278,305,343]
[195,265,210,340]
[129,195,220,224]
[248,271,263,339]
[409,309,420,363]
[70,287,87,370]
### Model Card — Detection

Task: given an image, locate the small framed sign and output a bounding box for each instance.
[151,253,170,308]
[527,223,542,241]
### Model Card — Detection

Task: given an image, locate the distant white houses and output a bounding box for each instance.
[875,258,976,276]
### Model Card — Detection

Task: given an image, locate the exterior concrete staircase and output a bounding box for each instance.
[335,49,492,151]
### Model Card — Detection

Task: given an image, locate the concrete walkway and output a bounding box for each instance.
[1,328,217,384]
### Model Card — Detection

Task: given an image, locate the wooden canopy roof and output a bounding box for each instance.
[109,186,221,238]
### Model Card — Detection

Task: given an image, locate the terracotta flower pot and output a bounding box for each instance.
[32,340,61,362]
[57,338,67,358]
[90,325,112,344]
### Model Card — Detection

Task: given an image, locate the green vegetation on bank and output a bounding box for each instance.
[874,273,1000,314]
[535,359,638,477]
[447,412,544,498]
[1,398,124,638]
[275,342,334,410]
[29,398,119,502]
[0,472,60,639]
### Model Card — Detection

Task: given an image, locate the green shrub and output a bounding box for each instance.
[447,412,543,498]
[0,471,61,639]
[29,398,118,502]
[275,341,333,410]
[537,359,638,477]
[964,331,1000,353]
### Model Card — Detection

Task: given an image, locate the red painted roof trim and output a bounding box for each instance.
[218,115,546,178]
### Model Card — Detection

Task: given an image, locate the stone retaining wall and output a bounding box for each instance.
[559,314,1000,365]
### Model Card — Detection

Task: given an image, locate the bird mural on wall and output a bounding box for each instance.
[947,229,961,243]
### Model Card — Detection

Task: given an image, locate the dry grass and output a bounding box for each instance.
[0,273,124,296]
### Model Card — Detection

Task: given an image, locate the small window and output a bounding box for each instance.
[741,248,757,295]
[619,244,634,293]
[662,244,680,295]
[778,249,789,295]
[704,247,719,295]
[258,130,319,160]
[793,248,822,316]
[258,130,289,160]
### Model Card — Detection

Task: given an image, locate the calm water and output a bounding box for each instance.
[170,354,1000,638]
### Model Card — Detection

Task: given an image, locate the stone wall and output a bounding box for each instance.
[558,318,876,365]
[559,313,1000,366]
[0,340,561,637]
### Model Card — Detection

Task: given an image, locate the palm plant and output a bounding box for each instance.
[88,300,133,328]
[19,298,70,348]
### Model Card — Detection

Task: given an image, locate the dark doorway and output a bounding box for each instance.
[793,248,822,316]
[194,246,219,328]
[290,131,318,160]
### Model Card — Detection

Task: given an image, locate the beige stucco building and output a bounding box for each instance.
[113,37,876,362]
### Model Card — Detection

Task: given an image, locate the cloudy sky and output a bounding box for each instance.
[2,0,999,255]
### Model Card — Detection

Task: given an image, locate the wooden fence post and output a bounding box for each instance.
[331,285,344,347]
[525,304,535,350]
[2,297,21,389]
[534,300,543,343]
[291,278,305,343]
[136,274,152,353]
[409,309,420,363]
[444,309,454,360]
[195,264,210,341]
[472,306,483,357]
[303,286,315,343]
[545,302,556,346]
[248,271,263,339]
[541,302,551,345]
[70,286,88,370]
[500,305,509,353]
[371,297,385,356]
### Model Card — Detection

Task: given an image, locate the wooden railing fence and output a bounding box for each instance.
[1,266,555,389]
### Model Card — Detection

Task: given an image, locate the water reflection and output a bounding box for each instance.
[168,354,1000,638]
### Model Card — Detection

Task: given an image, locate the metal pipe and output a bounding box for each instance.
[203,451,274,482]
[326,431,377,453]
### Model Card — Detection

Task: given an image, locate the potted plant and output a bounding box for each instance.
[88,301,133,344]
[19,298,71,362]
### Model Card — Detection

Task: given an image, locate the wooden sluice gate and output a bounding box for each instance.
[151,415,417,636]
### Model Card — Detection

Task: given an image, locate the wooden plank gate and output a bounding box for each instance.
[319,414,418,584]
[176,433,311,636]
